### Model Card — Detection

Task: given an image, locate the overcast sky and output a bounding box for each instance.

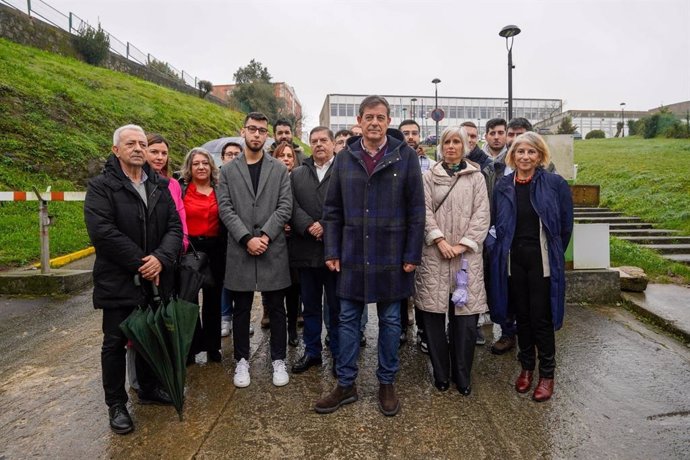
[39,0,690,134]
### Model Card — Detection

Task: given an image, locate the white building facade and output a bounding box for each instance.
[320,94,563,140]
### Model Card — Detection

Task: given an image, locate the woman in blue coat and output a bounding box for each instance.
[488,132,573,402]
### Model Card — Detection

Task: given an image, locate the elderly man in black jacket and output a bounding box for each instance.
[84,124,182,435]
[289,126,339,375]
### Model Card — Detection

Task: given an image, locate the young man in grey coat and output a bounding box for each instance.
[217,112,293,388]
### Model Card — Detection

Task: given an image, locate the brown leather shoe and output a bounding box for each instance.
[532,377,554,402]
[515,370,534,393]
[378,383,400,416]
[490,335,516,355]
[314,384,358,414]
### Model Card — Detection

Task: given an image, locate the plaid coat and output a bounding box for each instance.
[323,129,425,303]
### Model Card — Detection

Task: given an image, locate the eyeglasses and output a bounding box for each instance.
[245,126,269,135]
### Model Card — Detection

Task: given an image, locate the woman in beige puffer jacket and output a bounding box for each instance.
[414,126,490,395]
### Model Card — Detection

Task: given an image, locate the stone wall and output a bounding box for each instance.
[0,4,227,107]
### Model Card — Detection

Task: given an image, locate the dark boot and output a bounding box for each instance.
[378,383,400,416]
[532,377,554,402]
[515,370,534,393]
[490,335,516,355]
[314,384,358,414]
[108,404,133,434]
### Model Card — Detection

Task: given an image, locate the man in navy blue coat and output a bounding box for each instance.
[316,96,425,416]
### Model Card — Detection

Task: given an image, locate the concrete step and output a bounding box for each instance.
[609,222,654,230]
[574,207,611,212]
[609,223,655,230]
[574,211,623,218]
[575,216,643,224]
[662,254,690,264]
[641,244,690,255]
[610,229,679,237]
[619,236,690,245]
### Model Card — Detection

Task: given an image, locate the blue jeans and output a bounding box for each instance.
[299,267,339,359]
[221,288,235,321]
[337,299,401,386]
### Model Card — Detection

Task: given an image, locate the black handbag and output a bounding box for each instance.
[175,240,213,302]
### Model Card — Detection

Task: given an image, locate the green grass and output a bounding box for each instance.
[0,38,249,267]
[610,238,690,284]
[575,137,690,284]
[575,137,690,234]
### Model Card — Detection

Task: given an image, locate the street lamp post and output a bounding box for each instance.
[411,97,417,121]
[499,25,521,121]
[432,78,441,148]
[620,102,626,137]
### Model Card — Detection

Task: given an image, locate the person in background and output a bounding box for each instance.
[218,141,245,338]
[482,118,507,160]
[459,121,496,347]
[84,124,182,434]
[220,141,242,165]
[414,126,490,395]
[488,132,573,402]
[334,129,353,154]
[290,127,340,375]
[271,141,302,347]
[126,133,189,391]
[180,148,226,364]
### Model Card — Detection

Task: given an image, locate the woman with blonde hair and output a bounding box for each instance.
[488,132,573,402]
[414,126,490,394]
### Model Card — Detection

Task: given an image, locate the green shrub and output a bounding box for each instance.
[147,58,184,83]
[585,129,605,139]
[73,23,110,65]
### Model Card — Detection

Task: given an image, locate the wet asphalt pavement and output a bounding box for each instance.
[1,285,689,459]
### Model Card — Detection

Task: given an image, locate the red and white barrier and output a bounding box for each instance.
[0,191,86,201]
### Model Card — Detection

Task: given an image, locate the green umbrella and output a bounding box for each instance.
[121,286,199,421]
[161,296,199,419]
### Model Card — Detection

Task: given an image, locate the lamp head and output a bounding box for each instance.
[499,25,521,38]
[432,78,441,84]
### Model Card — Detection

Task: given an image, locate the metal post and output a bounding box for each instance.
[126,42,130,60]
[434,83,439,152]
[621,106,625,137]
[147,53,151,65]
[69,12,72,33]
[411,98,417,121]
[27,0,31,16]
[507,45,513,121]
[32,187,51,274]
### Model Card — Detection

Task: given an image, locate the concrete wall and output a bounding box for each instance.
[544,134,574,180]
[0,4,227,107]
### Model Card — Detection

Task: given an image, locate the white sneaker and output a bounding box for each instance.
[272,359,289,387]
[221,319,231,337]
[233,358,251,388]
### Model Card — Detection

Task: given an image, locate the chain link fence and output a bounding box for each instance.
[0,0,202,90]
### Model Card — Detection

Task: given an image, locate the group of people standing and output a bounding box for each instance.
[85,94,572,435]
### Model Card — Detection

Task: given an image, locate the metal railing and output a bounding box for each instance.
[0,0,204,89]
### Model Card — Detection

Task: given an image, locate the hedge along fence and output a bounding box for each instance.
[0,0,224,103]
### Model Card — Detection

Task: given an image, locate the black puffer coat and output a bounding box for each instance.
[84,154,182,309]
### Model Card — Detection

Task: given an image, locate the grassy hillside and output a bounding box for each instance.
[575,137,690,234]
[0,38,248,267]
[575,137,690,283]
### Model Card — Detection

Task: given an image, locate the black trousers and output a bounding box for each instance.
[285,277,301,336]
[423,298,478,390]
[232,289,286,361]
[189,236,224,355]
[102,307,157,407]
[509,243,556,378]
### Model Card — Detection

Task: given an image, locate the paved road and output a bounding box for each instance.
[0,290,689,459]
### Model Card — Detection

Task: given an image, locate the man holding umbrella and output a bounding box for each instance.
[85,124,183,434]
